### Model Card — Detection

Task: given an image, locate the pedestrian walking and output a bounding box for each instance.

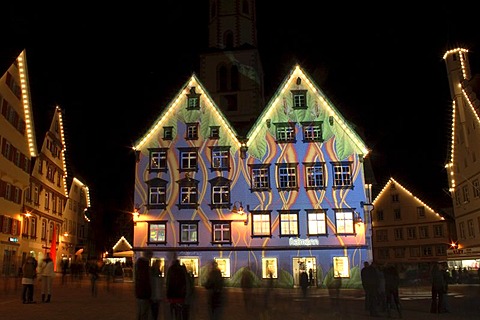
[430,262,448,313]
[135,250,153,320]
[166,257,188,320]
[150,259,164,320]
[88,259,100,297]
[300,271,309,298]
[39,252,55,303]
[204,260,224,320]
[21,255,37,304]
[240,266,254,310]
[384,264,402,318]
[361,261,380,317]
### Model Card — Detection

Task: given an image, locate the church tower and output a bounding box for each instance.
[199,0,264,135]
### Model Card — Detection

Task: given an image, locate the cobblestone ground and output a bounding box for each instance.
[1,275,480,320]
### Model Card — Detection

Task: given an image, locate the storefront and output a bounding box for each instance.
[446,247,480,283]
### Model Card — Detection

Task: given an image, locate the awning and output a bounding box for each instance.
[113,250,133,257]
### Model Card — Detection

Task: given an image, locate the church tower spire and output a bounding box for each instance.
[199,0,264,135]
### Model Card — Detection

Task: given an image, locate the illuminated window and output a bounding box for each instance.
[210,146,230,171]
[148,222,166,244]
[209,177,231,209]
[334,210,354,234]
[331,162,352,189]
[291,90,307,109]
[304,162,325,189]
[279,210,299,237]
[274,122,296,143]
[179,258,199,277]
[301,122,323,142]
[211,221,231,244]
[149,148,168,172]
[214,258,230,277]
[179,221,198,244]
[306,209,327,236]
[262,258,277,278]
[249,164,271,191]
[251,211,271,238]
[332,257,349,278]
[276,163,298,190]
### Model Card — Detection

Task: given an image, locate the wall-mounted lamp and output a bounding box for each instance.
[133,208,140,221]
[24,212,32,217]
[354,212,363,226]
[231,201,249,225]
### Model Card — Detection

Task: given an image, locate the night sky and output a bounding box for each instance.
[3,1,479,245]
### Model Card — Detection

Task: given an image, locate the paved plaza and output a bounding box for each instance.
[1,275,480,319]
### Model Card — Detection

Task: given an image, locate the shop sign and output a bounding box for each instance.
[9,237,19,243]
[289,238,319,246]
[447,247,480,257]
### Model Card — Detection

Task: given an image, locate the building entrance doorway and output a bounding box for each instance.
[293,257,316,287]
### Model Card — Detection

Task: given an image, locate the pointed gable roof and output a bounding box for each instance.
[133,73,241,151]
[112,236,133,252]
[1,49,38,157]
[373,177,451,221]
[246,65,369,159]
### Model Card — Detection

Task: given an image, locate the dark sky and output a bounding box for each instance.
[3,1,479,225]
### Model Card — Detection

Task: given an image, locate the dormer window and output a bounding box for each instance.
[163,127,173,140]
[186,87,201,110]
[186,123,199,140]
[291,90,307,109]
[210,126,220,139]
[274,122,296,143]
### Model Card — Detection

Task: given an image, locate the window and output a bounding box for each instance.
[291,90,307,109]
[376,229,388,242]
[209,126,220,139]
[331,162,352,189]
[30,217,37,238]
[459,221,466,239]
[41,220,47,240]
[276,163,298,190]
[149,148,168,172]
[179,221,198,244]
[163,127,173,140]
[419,226,429,238]
[433,224,444,237]
[394,209,401,220]
[22,216,29,236]
[417,206,425,218]
[211,221,231,244]
[146,178,167,209]
[376,210,384,221]
[210,146,230,171]
[301,122,323,142]
[148,222,167,244]
[178,148,198,172]
[422,246,433,257]
[251,211,271,237]
[262,258,278,278]
[274,123,296,143]
[334,210,354,234]
[391,194,399,202]
[249,164,271,191]
[409,247,420,257]
[467,219,475,238]
[394,248,405,258]
[436,245,446,256]
[215,258,230,277]
[304,162,325,189]
[394,228,403,240]
[407,227,416,239]
[186,87,200,110]
[378,248,389,259]
[177,176,199,209]
[473,179,480,198]
[209,177,231,209]
[306,209,327,236]
[278,210,299,237]
[186,123,199,140]
[462,185,469,203]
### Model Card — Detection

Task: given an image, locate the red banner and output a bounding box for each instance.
[50,224,57,271]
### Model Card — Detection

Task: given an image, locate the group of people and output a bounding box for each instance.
[135,250,224,320]
[361,261,402,318]
[21,252,56,304]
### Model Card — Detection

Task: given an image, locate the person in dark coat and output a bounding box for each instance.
[300,271,309,298]
[166,258,188,319]
[204,260,224,320]
[430,263,447,313]
[361,261,380,317]
[21,256,37,304]
[135,250,153,320]
[384,264,401,318]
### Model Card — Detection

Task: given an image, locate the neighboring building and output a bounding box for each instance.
[199,0,264,133]
[444,48,480,278]
[1,49,92,274]
[132,64,373,288]
[0,50,37,276]
[371,178,455,283]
